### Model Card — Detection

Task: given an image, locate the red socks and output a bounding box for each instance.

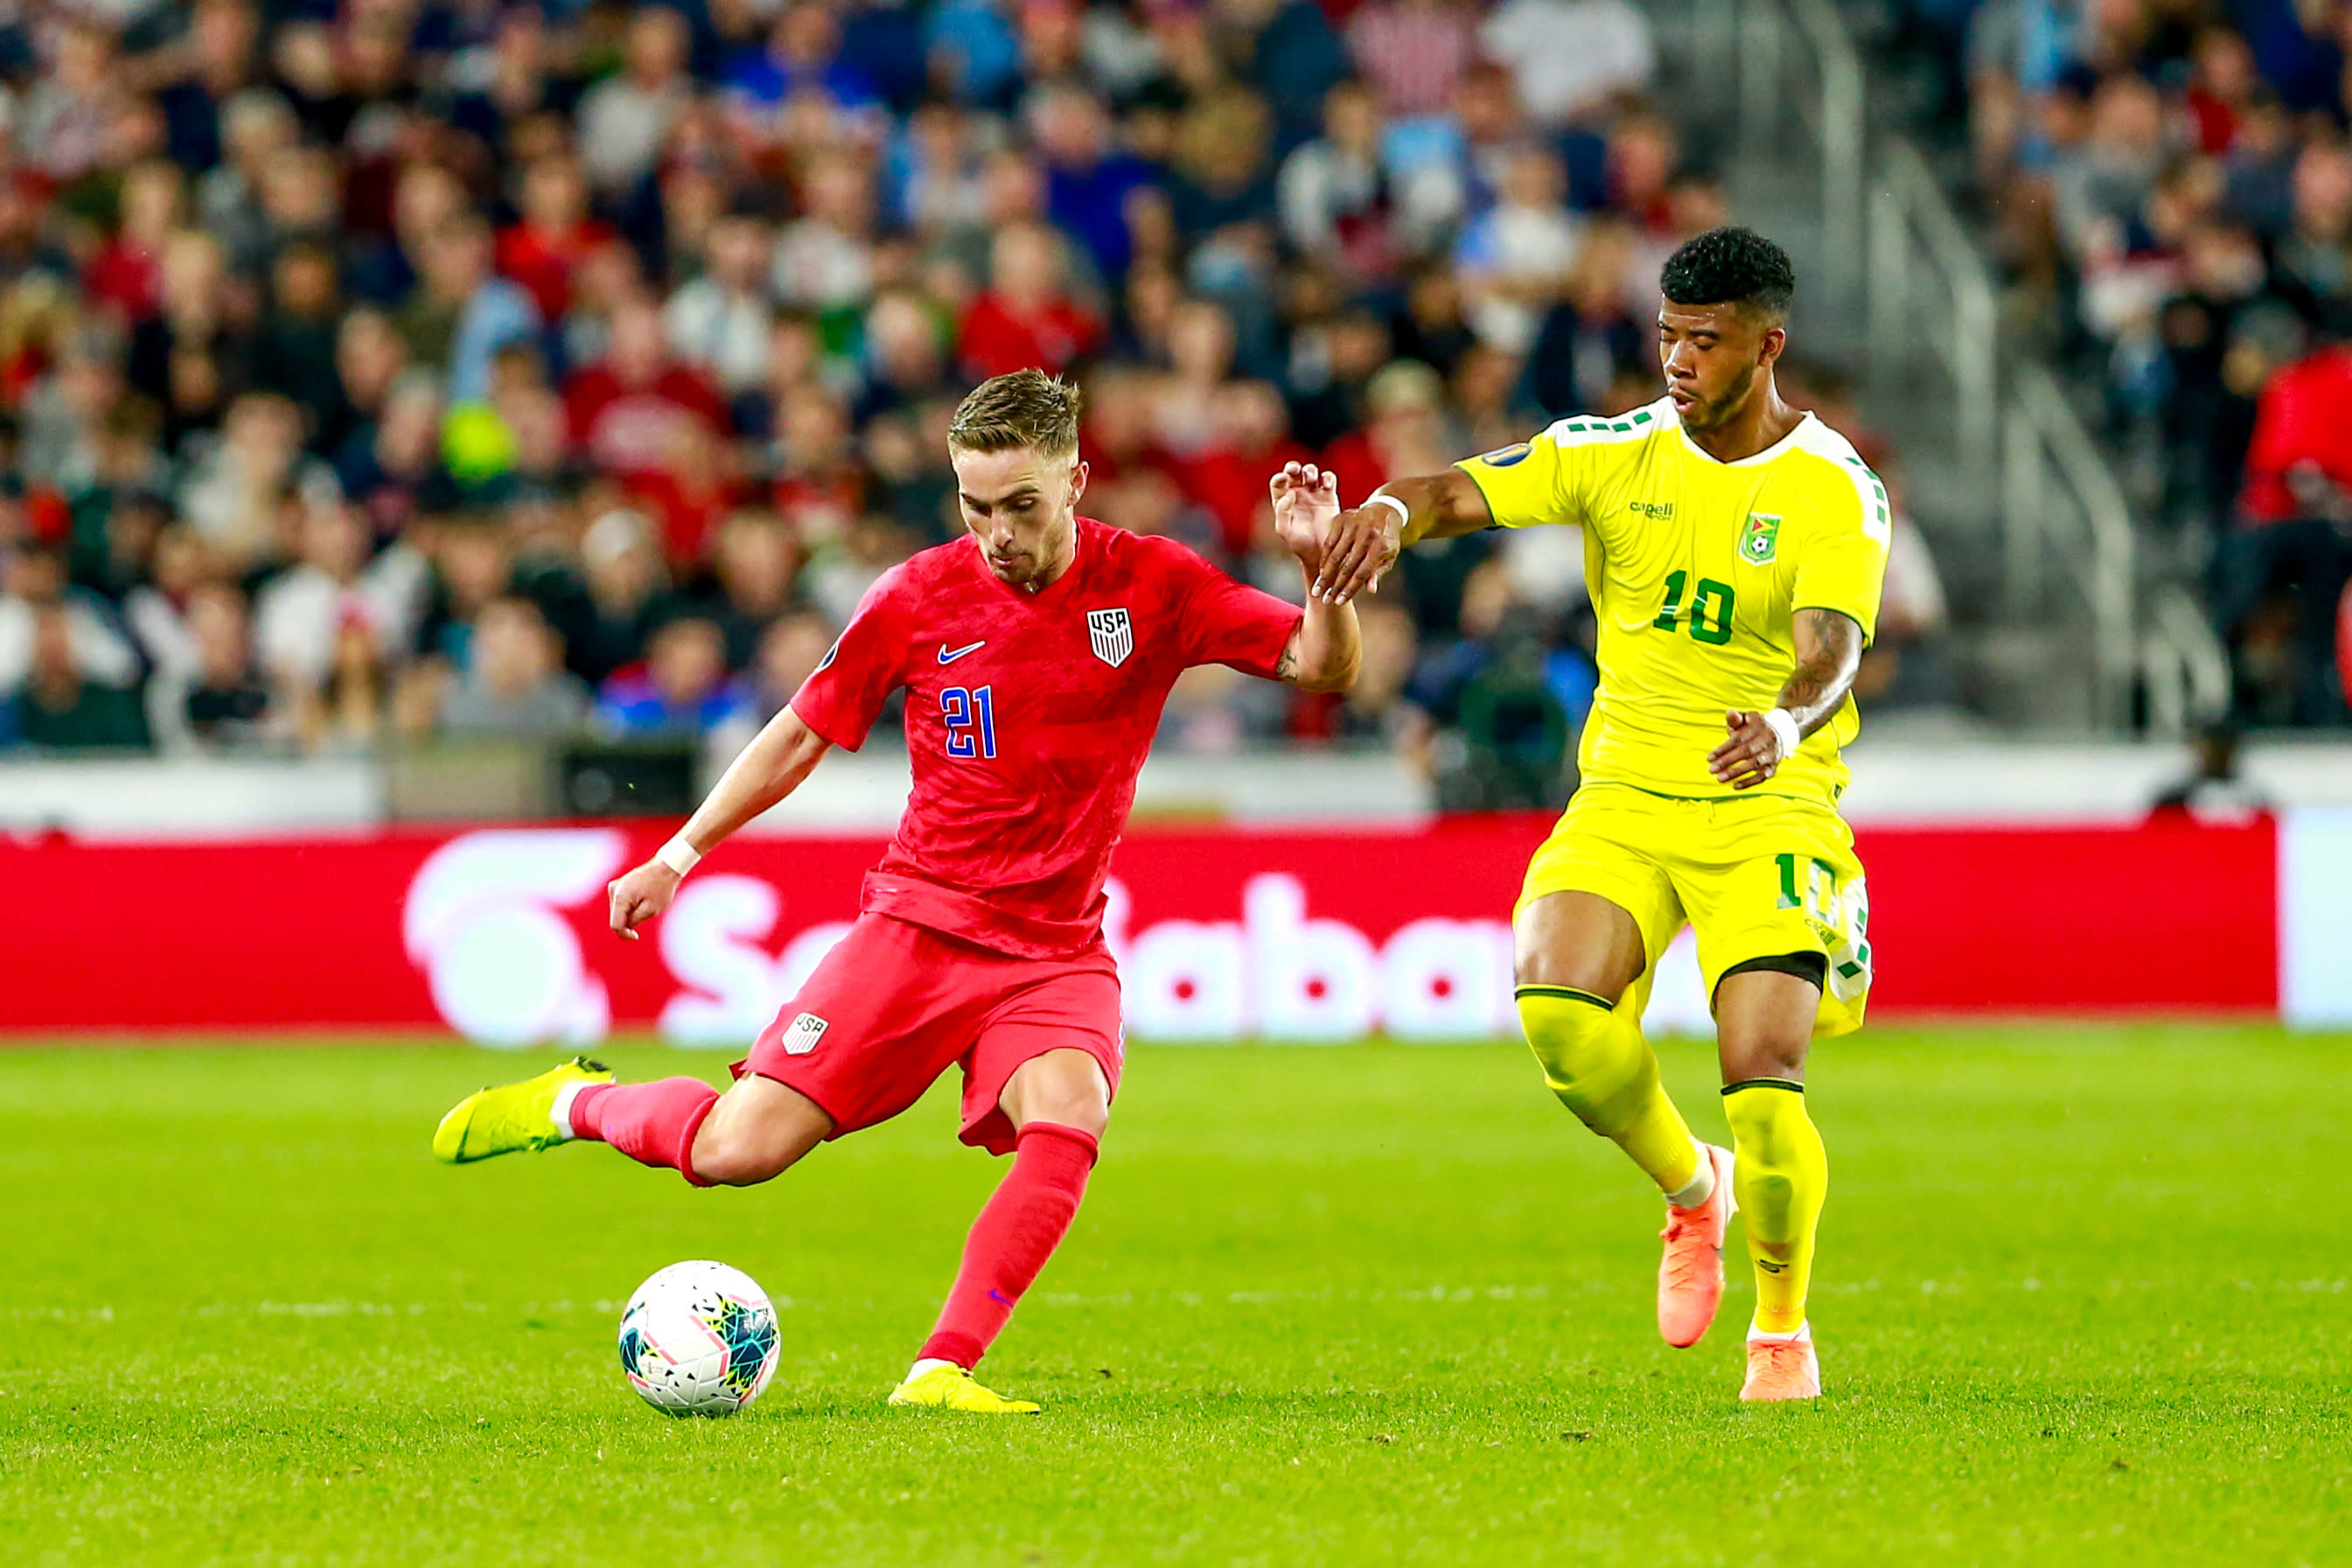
[569,1079,719,1187]
[918,1122,1099,1369]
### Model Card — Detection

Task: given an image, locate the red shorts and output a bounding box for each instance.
[736,914,1124,1156]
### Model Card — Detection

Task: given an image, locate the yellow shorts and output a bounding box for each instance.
[1517,783,1874,1036]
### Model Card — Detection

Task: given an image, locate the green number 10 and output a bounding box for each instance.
[1653,571,1736,645]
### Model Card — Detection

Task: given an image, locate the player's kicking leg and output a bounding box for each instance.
[889,1047,1109,1415]
[436,1056,1058,1410]
[432,919,1119,1414]
[1713,965,1829,1403]
[434,1058,834,1180]
[1514,891,1737,1351]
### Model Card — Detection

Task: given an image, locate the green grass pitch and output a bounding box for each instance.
[4,1026,2349,1566]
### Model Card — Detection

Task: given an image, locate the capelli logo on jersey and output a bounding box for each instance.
[1627,499,1676,520]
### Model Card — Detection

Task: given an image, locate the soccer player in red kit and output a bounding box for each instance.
[432,370,1361,1411]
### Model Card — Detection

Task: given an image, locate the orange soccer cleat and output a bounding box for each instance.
[1740,1325,1822,1402]
[1658,1142,1736,1348]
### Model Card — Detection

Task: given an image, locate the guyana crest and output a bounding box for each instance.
[1739,512,1783,565]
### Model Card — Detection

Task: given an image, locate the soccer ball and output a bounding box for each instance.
[617,1261,780,1417]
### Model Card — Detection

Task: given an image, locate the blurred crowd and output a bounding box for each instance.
[1893,0,2352,724]
[0,0,1940,802]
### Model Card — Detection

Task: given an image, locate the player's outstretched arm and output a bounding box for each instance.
[606,706,834,938]
[1312,470,1495,605]
[1268,461,1361,692]
[1277,584,1361,692]
[1708,608,1864,791]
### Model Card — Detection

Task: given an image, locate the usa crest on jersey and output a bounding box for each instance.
[780,1013,827,1056]
[1086,607,1134,668]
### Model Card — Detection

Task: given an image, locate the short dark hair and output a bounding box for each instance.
[1660,226,1796,323]
[947,369,1082,462]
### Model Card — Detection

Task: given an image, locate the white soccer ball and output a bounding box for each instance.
[617,1261,780,1417]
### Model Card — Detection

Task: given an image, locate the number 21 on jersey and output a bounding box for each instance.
[941,686,997,759]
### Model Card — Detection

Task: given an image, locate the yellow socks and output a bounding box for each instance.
[1722,1079,1827,1334]
[1519,987,1829,1334]
[1517,986,1700,1196]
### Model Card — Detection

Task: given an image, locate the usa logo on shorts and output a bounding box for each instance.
[1087,608,1134,668]
[781,1013,828,1056]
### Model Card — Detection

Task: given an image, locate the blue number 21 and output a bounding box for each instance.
[940,685,997,759]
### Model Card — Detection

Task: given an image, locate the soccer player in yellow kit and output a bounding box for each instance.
[1313,228,1886,1401]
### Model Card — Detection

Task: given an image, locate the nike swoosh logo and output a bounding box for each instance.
[937,641,986,665]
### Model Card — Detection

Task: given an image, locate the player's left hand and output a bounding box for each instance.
[1708,709,1787,791]
[1269,460,1340,568]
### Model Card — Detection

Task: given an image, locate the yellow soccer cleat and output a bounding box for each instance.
[432,1056,612,1164]
[887,1363,1041,1414]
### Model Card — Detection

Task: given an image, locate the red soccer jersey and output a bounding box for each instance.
[789,517,1303,958]
[563,363,729,480]
[2238,345,2352,525]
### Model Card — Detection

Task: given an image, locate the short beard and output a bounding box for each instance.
[1680,364,1757,432]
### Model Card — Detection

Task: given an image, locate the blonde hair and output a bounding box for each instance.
[946,369,1083,463]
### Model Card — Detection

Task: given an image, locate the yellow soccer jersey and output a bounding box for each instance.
[1457,397,1890,806]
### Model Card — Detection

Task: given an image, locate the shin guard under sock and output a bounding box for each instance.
[917,1122,1099,1369]
[1722,1078,1827,1334]
[1518,985,1700,1195]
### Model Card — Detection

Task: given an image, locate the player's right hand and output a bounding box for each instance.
[1270,460,1340,567]
[1708,709,1785,790]
[1313,501,1402,605]
[607,861,683,940]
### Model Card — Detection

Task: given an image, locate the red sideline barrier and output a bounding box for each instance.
[3,815,2276,1037]
[1860,816,2276,1014]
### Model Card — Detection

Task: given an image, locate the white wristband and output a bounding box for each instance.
[1363,492,1410,532]
[1762,708,1803,759]
[655,836,701,877]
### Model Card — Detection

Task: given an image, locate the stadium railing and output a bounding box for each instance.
[1691,0,1865,319]
[1999,363,2135,727]
[1868,140,1998,499]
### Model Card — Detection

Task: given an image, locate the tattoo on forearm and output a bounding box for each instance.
[1276,639,1300,682]
[1776,609,1863,731]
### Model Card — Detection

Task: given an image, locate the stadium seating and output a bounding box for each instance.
[1874,0,2352,727]
[0,0,1969,810]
